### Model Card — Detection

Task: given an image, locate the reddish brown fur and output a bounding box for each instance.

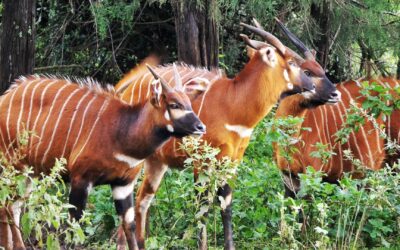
[275,78,399,191]
[115,46,314,249]
[0,75,201,250]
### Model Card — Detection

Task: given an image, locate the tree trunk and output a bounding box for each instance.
[310,1,331,69]
[173,0,219,68]
[0,0,36,94]
[397,58,400,79]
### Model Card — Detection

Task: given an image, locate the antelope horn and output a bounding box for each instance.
[146,64,172,93]
[240,22,287,55]
[249,18,305,65]
[252,18,262,29]
[240,34,269,50]
[173,63,183,91]
[274,17,315,61]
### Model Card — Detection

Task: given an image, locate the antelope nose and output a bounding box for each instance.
[195,123,206,133]
[330,90,341,99]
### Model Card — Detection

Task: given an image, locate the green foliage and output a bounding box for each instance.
[0,157,87,249]
[90,0,140,40]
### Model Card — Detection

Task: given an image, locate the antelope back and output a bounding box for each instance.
[283,78,400,181]
[116,61,224,106]
[0,76,120,173]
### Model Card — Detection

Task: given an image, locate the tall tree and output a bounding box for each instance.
[0,0,36,94]
[173,0,219,68]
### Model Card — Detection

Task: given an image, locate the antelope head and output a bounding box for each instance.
[240,21,315,98]
[147,64,206,137]
[274,18,341,107]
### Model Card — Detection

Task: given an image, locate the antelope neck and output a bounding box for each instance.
[275,94,308,118]
[230,59,285,127]
[118,102,171,158]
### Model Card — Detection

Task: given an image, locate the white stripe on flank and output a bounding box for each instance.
[322,105,334,174]
[26,80,48,130]
[338,97,363,167]
[6,83,20,145]
[28,80,59,155]
[34,84,70,163]
[16,79,41,141]
[178,67,197,84]
[61,90,92,157]
[70,98,110,165]
[341,85,373,167]
[129,78,139,105]
[310,111,323,145]
[329,105,343,176]
[225,124,253,138]
[114,153,144,169]
[197,81,215,117]
[69,96,97,163]
[137,72,151,103]
[41,88,81,166]
[0,95,11,157]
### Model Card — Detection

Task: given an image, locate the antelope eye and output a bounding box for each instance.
[304,70,311,77]
[168,103,180,109]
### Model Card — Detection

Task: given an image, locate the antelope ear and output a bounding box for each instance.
[246,46,256,59]
[184,77,210,99]
[311,49,317,58]
[259,46,277,67]
[150,79,162,108]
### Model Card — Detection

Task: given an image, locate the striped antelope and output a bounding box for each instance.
[114,23,316,250]
[272,19,398,196]
[276,78,399,195]
[0,67,205,250]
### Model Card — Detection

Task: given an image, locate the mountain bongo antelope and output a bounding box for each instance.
[272,19,398,196]
[0,66,205,250]
[115,23,316,249]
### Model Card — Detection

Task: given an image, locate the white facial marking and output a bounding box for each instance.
[225,124,254,138]
[114,153,144,169]
[283,70,290,82]
[167,124,174,133]
[170,109,194,120]
[164,110,170,121]
[124,207,135,224]
[287,83,294,90]
[112,181,135,200]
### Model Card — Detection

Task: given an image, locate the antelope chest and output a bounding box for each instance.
[114,153,145,169]
[224,124,254,139]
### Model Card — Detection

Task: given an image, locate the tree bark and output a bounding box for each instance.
[0,0,36,94]
[173,0,219,68]
[310,1,331,69]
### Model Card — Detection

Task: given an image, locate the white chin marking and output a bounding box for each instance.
[225,124,253,138]
[114,153,144,169]
[287,83,293,90]
[167,124,174,133]
[301,91,314,99]
[112,181,135,200]
[124,207,135,224]
[164,111,170,121]
[283,70,290,82]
